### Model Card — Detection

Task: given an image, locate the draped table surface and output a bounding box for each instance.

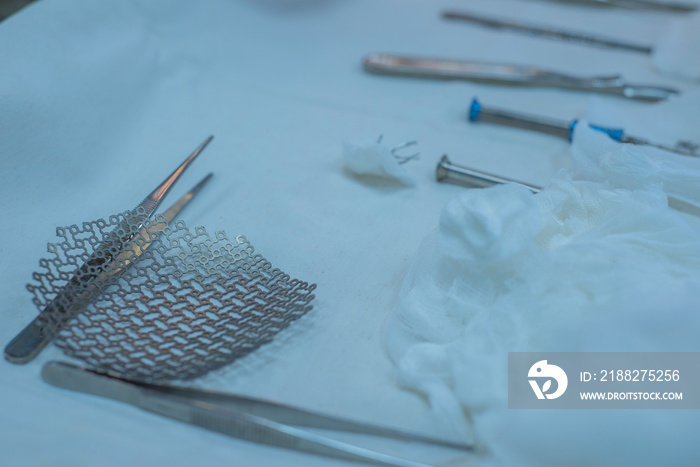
[0,1,697,466]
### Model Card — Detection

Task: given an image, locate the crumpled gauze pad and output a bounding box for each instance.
[652,11,700,81]
[385,125,700,466]
[342,140,416,186]
[585,92,700,210]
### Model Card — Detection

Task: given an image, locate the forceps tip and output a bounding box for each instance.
[191,172,214,194]
[200,135,215,148]
[138,136,215,216]
[186,135,215,165]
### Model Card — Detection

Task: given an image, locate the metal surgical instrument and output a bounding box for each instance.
[436,155,541,193]
[4,137,214,364]
[442,10,653,54]
[468,98,699,157]
[42,361,473,467]
[363,54,678,102]
[547,0,697,12]
[436,155,700,217]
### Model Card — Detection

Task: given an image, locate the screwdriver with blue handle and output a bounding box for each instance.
[468,98,699,157]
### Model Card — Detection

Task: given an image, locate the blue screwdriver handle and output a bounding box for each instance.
[569,120,624,143]
[469,98,625,143]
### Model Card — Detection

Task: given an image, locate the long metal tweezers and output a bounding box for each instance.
[4,137,213,364]
[443,10,653,54]
[42,361,472,467]
[554,0,697,13]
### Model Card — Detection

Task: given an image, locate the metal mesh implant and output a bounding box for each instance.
[27,209,316,380]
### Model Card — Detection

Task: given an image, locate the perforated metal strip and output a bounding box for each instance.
[28,211,315,380]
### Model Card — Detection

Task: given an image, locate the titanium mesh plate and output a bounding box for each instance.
[27,210,316,380]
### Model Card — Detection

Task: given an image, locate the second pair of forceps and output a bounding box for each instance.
[364,54,678,102]
[4,137,214,364]
[43,361,473,467]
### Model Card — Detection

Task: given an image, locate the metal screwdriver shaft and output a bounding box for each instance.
[468,98,699,157]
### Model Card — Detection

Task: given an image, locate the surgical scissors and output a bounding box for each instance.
[4,137,214,364]
[42,361,472,467]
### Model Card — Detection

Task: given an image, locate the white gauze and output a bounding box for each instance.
[385,125,700,465]
[342,140,417,186]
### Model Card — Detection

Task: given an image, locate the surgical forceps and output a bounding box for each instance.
[364,54,678,102]
[42,361,472,467]
[4,137,214,364]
